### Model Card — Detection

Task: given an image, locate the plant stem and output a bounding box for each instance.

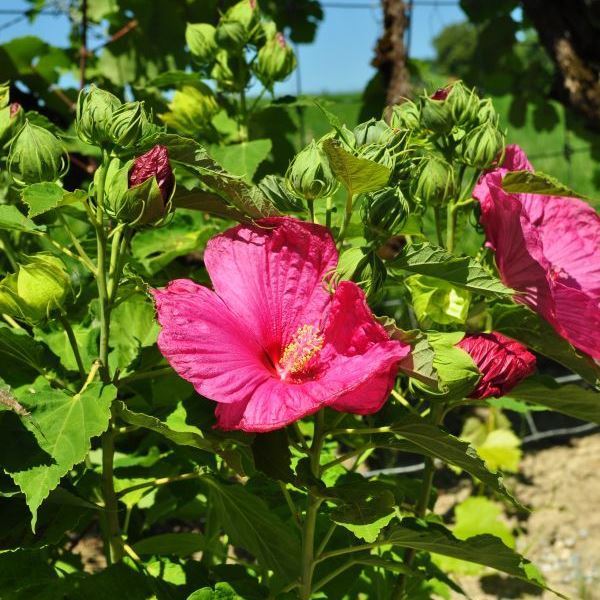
[337,191,354,248]
[446,202,458,254]
[116,365,173,385]
[0,231,19,271]
[57,212,97,273]
[307,199,315,223]
[325,196,333,230]
[116,470,204,498]
[239,88,249,142]
[433,206,444,247]
[58,313,85,380]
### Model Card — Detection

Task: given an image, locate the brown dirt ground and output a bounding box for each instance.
[441,434,600,600]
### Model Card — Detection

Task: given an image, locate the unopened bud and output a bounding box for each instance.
[353,118,393,146]
[109,101,154,149]
[286,140,338,201]
[211,50,250,92]
[216,0,260,50]
[186,23,218,63]
[0,101,24,147]
[254,32,296,87]
[447,82,480,126]
[76,85,121,146]
[159,85,219,135]
[420,89,453,133]
[411,155,455,206]
[361,186,409,245]
[457,122,505,169]
[477,98,500,126]
[390,101,420,130]
[8,121,67,186]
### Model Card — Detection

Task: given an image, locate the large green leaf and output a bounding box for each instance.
[0,324,49,385]
[209,139,272,183]
[502,170,588,200]
[491,303,600,385]
[322,138,390,196]
[132,532,206,557]
[386,519,551,592]
[390,242,513,296]
[21,183,87,218]
[506,377,600,424]
[0,205,43,232]
[382,415,520,507]
[9,380,115,527]
[203,476,301,582]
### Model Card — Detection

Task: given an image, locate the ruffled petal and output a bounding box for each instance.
[502,144,533,172]
[203,217,338,353]
[152,279,271,404]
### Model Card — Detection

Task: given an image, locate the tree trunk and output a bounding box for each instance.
[521,0,600,127]
[373,0,411,107]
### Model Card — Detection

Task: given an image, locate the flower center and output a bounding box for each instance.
[277,324,324,380]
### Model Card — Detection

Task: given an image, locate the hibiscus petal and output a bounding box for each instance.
[502,144,534,171]
[152,279,271,404]
[204,217,338,353]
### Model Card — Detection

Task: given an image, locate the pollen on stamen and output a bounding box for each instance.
[278,324,324,379]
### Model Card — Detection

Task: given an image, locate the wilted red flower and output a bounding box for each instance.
[457,332,536,399]
[152,217,410,432]
[129,144,174,203]
[474,145,600,359]
[431,87,450,100]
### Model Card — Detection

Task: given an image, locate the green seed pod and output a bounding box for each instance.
[457,122,505,169]
[0,102,24,147]
[286,140,338,202]
[420,88,454,134]
[8,121,67,186]
[75,85,121,146]
[108,102,147,149]
[253,32,296,87]
[361,186,409,245]
[185,23,218,63]
[390,100,421,131]
[447,82,480,126]
[353,118,393,147]
[411,155,456,206]
[159,85,219,136]
[17,254,70,321]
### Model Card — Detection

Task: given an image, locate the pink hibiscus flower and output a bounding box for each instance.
[152,217,410,432]
[474,145,600,360]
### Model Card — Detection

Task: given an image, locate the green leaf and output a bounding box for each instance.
[382,415,520,507]
[203,476,301,581]
[187,583,240,600]
[35,323,98,373]
[0,204,43,232]
[390,242,513,296]
[506,377,600,424]
[116,401,217,453]
[502,170,588,200]
[0,324,49,385]
[491,303,600,385]
[148,70,202,88]
[132,532,206,557]
[172,188,247,222]
[209,139,272,183]
[251,429,294,482]
[21,183,87,218]
[9,380,115,528]
[322,138,390,196]
[386,519,554,594]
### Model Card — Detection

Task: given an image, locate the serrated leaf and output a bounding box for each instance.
[0,204,43,232]
[390,242,513,296]
[187,583,239,600]
[203,476,301,582]
[132,532,206,557]
[21,183,86,218]
[506,377,600,424]
[491,303,600,385]
[9,380,115,528]
[502,170,588,200]
[322,138,390,196]
[209,139,272,183]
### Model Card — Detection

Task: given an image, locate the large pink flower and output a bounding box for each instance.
[474,145,600,359]
[152,217,410,432]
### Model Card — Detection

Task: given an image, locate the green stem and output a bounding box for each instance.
[58,313,85,380]
[307,199,315,224]
[325,196,333,230]
[107,225,126,302]
[0,231,19,271]
[116,365,173,385]
[57,212,96,273]
[446,203,458,254]
[116,470,204,498]
[337,191,354,248]
[239,88,249,142]
[433,206,444,248]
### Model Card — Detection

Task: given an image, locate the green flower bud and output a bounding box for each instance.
[108,101,153,149]
[286,140,338,202]
[390,101,420,130]
[361,186,409,245]
[216,20,247,51]
[457,122,505,169]
[211,50,250,92]
[420,89,454,134]
[411,155,456,206]
[0,102,24,147]
[185,23,218,63]
[17,254,70,320]
[0,273,28,319]
[8,121,67,186]
[159,85,219,136]
[477,98,500,126]
[357,143,395,171]
[0,81,9,109]
[253,32,296,87]
[227,0,260,30]
[353,118,393,146]
[447,82,480,126]
[75,85,121,146]
[216,0,260,50]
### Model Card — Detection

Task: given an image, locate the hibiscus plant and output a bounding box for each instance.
[0,72,598,600]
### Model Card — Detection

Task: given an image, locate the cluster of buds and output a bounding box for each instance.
[0,254,70,322]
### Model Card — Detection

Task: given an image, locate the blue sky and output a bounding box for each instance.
[0,0,465,94]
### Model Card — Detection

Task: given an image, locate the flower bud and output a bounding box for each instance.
[353,118,393,147]
[253,32,296,87]
[456,332,536,399]
[0,82,9,108]
[286,141,338,201]
[76,85,121,146]
[390,101,420,130]
[104,145,175,226]
[447,82,480,126]
[0,102,24,147]
[0,273,28,319]
[357,143,395,171]
[16,254,70,321]
[410,155,456,206]
[108,101,153,149]
[457,122,505,169]
[477,98,500,126]
[361,186,408,245]
[159,85,219,136]
[185,23,218,63]
[211,50,250,92]
[420,89,453,133]
[8,121,67,186]
[216,0,260,50]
